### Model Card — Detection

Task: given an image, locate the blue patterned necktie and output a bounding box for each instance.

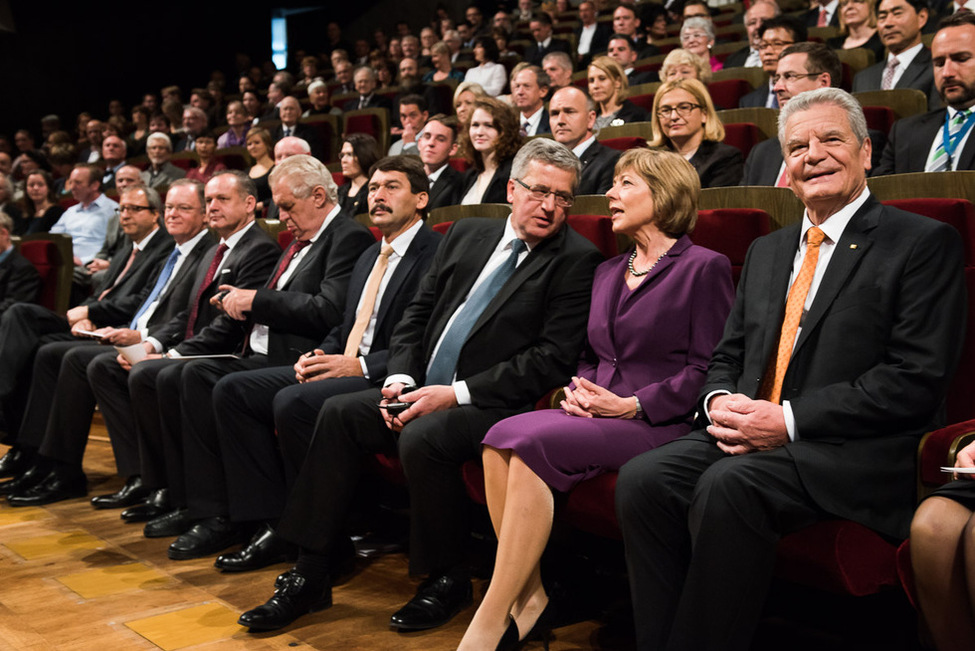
[129,248,180,329]
[927,109,974,172]
[425,239,527,385]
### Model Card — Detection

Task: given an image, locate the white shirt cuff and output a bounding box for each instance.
[783,400,797,441]
[384,373,415,389]
[167,348,183,359]
[703,389,731,424]
[452,380,470,405]
[359,357,370,379]
[146,337,163,354]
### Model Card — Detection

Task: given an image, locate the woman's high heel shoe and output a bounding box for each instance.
[496,616,520,651]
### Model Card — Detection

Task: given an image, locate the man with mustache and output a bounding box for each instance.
[177,155,442,572]
[874,12,975,173]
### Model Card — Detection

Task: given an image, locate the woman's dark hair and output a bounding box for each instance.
[474,35,500,63]
[342,133,382,179]
[21,169,56,215]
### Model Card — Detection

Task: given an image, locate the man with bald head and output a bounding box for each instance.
[725,0,781,68]
[549,86,619,195]
[101,135,128,190]
[79,119,105,163]
[272,97,324,161]
[344,66,393,113]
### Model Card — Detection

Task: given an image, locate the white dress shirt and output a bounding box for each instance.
[133,229,209,336]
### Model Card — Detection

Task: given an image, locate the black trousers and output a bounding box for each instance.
[213,366,372,523]
[19,340,105,466]
[87,351,148,478]
[277,387,517,576]
[615,430,824,651]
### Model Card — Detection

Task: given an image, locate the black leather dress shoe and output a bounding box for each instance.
[121,488,170,523]
[388,574,473,631]
[144,508,191,538]
[6,471,87,507]
[238,570,332,631]
[168,516,244,560]
[0,465,46,496]
[0,447,30,479]
[90,475,149,509]
[214,523,296,572]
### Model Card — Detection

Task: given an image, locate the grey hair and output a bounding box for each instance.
[542,51,573,72]
[269,154,339,204]
[747,0,782,19]
[122,184,164,214]
[0,210,13,234]
[510,138,582,192]
[353,65,377,81]
[168,178,206,208]
[681,16,716,41]
[777,87,868,145]
[146,132,173,151]
[184,106,209,125]
[0,173,13,197]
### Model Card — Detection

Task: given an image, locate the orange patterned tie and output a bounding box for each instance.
[766,226,825,404]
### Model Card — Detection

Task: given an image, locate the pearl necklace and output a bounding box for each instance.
[628,249,667,277]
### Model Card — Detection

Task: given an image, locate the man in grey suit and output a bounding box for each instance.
[141,133,186,191]
[873,12,975,174]
[852,0,942,110]
[617,87,966,651]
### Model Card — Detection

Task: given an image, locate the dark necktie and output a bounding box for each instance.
[186,243,228,338]
[425,239,526,385]
[267,239,312,290]
[130,248,181,329]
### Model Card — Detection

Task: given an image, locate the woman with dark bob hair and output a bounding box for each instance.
[463,35,508,97]
[457,96,524,205]
[337,133,382,216]
[457,147,734,649]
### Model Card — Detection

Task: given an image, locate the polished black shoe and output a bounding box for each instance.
[168,516,244,560]
[0,447,30,478]
[6,471,87,507]
[389,574,473,631]
[238,570,332,631]
[214,523,295,572]
[352,532,406,558]
[0,464,47,496]
[144,508,191,538]
[90,475,149,509]
[121,488,170,523]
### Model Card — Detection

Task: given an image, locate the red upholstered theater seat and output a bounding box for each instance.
[862,105,896,136]
[18,240,60,310]
[598,136,649,152]
[882,198,975,266]
[722,122,764,159]
[692,208,771,285]
[369,226,381,241]
[344,112,382,142]
[707,79,753,110]
[448,157,472,173]
[278,230,294,249]
[214,152,247,170]
[432,221,453,235]
[331,171,345,188]
[627,92,656,113]
[567,214,618,259]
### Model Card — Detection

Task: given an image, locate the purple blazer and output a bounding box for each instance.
[577,235,734,426]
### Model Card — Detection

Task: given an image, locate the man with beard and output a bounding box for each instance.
[141,133,186,191]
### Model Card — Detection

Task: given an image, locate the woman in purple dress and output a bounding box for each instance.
[458,148,735,650]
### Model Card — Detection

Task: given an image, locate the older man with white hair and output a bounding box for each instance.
[142,133,186,191]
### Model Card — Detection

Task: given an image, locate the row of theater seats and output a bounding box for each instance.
[16,171,975,617]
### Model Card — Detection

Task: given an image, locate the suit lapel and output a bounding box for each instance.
[911,110,945,162]
[791,198,879,355]
[897,49,929,89]
[281,218,340,288]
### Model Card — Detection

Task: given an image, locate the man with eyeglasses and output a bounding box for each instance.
[235,139,603,634]
[739,15,808,108]
[744,42,888,184]
[853,0,941,109]
[874,12,975,173]
[0,185,175,501]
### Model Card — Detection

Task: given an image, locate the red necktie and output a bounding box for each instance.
[185,243,228,338]
[267,239,312,290]
[817,7,828,26]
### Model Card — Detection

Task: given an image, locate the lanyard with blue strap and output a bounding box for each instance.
[942,109,975,171]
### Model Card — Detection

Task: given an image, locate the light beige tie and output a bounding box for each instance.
[344,244,394,357]
[98,248,138,300]
[764,227,825,404]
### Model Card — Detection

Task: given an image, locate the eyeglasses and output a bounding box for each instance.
[758,39,795,50]
[771,71,824,84]
[118,204,152,214]
[165,204,198,213]
[681,31,710,42]
[513,178,574,208]
[657,102,702,119]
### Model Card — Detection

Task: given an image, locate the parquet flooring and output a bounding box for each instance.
[0,419,615,650]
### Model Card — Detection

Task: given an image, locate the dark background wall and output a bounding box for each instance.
[0,0,474,139]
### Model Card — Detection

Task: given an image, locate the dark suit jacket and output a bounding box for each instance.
[179,213,375,366]
[613,99,650,125]
[337,182,370,216]
[342,94,393,113]
[526,107,552,136]
[852,47,941,111]
[739,82,773,108]
[873,108,975,175]
[746,130,889,185]
[804,5,840,26]
[154,222,281,350]
[575,23,613,66]
[320,224,442,379]
[427,165,464,211]
[524,38,573,66]
[577,140,620,195]
[0,249,41,315]
[86,227,175,326]
[702,196,966,538]
[723,46,754,70]
[387,218,603,409]
[687,140,744,188]
[627,69,660,86]
[460,157,515,205]
[273,123,325,161]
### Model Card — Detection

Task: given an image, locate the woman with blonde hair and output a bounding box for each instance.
[588,55,648,128]
[660,48,713,84]
[649,78,742,188]
[457,148,734,650]
[423,41,466,83]
[453,81,489,127]
[457,96,523,205]
[827,0,883,61]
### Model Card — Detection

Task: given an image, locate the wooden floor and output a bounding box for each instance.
[0,418,615,651]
